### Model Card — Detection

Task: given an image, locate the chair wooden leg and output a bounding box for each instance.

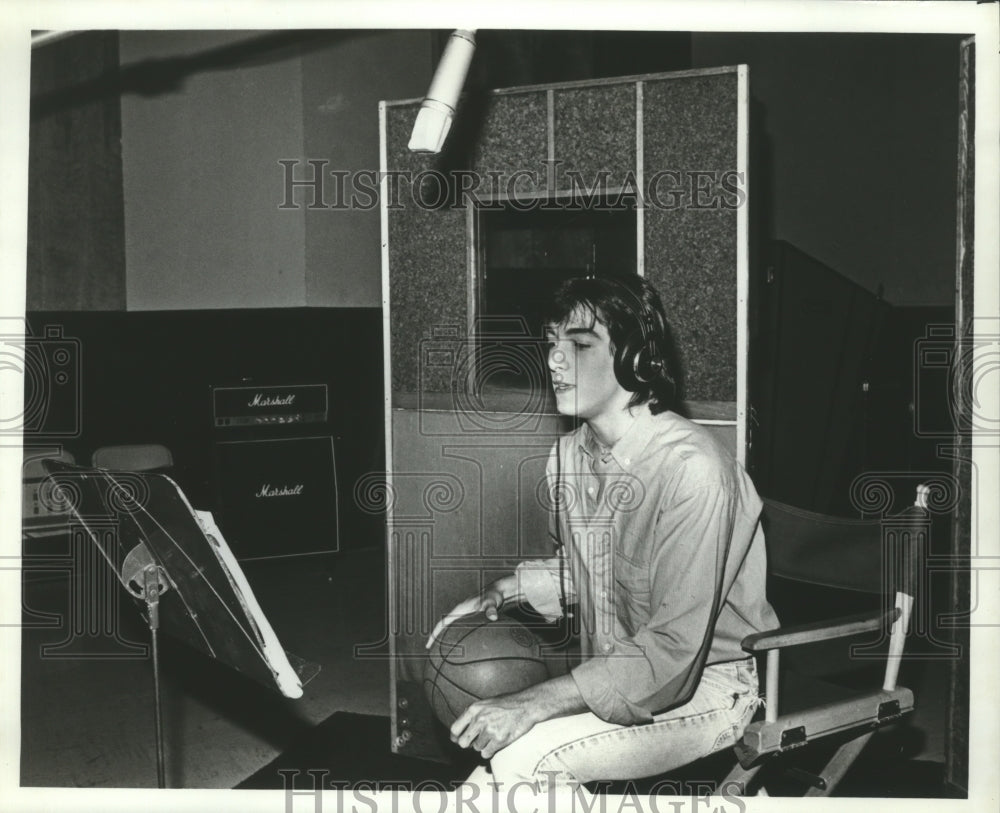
[720,761,764,796]
[804,730,875,797]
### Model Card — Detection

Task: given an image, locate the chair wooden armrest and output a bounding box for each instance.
[741,607,901,652]
[734,686,915,767]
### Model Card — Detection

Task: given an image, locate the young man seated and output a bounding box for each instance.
[427,275,778,793]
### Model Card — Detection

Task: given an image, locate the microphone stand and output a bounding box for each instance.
[143,564,166,789]
[121,545,170,789]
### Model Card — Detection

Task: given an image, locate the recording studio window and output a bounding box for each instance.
[473,196,637,401]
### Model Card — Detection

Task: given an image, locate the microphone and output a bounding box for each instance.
[408,30,477,154]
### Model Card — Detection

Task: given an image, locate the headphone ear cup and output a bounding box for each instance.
[614,330,645,392]
[633,335,666,385]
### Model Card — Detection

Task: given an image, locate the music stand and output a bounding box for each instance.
[41,460,320,788]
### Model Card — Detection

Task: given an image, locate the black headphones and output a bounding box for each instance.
[605,277,669,393]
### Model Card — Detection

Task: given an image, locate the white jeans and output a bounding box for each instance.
[467,658,760,793]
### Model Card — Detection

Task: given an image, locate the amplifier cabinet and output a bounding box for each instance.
[212,436,338,560]
[212,383,328,428]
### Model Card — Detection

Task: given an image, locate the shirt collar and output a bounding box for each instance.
[578,404,657,471]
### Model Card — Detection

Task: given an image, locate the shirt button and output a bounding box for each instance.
[602,642,614,652]
[599,589,607,599]
[587,486,596,496]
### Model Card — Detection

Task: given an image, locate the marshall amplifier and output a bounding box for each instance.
[212,384,328,428]
[212,436,338,559]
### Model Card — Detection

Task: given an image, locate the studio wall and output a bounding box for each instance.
[30,31,961,313]
[119,30,308,311]
[692,32,961,307]
[28,31,126,312]
[118,29,433,311]
[302,31,433,308]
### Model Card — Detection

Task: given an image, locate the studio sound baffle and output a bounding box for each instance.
[210,383,339,560]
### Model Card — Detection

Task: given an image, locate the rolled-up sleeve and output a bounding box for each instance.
[514,556,570,622]
[571,477,736,724]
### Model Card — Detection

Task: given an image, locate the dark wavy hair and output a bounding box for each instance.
[541,275,680,415]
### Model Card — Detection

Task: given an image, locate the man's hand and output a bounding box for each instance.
[449,675,588,759]
[425,575,518,649]
[450,691,540,759]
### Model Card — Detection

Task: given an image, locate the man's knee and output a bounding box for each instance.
[490,719,567,784]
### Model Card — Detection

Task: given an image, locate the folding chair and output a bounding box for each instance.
[91,444,174,472]
[721,487,928,796]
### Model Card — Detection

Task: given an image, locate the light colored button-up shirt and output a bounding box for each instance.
[516,406,779,725]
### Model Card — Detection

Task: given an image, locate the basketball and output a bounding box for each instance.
[424,612,549,728]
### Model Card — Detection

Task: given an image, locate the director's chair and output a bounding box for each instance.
[720,488,929,796]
